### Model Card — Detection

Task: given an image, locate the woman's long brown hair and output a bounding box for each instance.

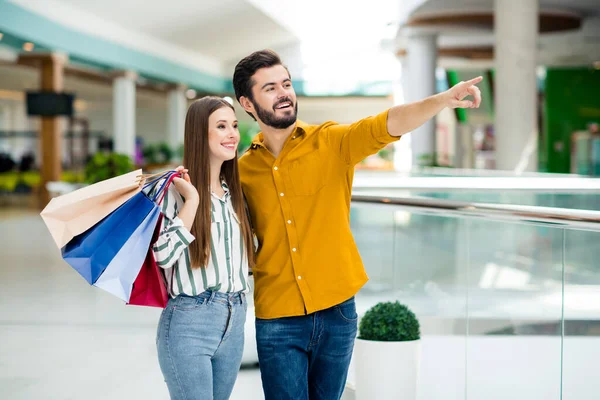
[182,96,255,270]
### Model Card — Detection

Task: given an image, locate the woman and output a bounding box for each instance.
[151,96,255,400]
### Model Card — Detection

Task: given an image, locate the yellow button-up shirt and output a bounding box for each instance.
[239,110,399,319]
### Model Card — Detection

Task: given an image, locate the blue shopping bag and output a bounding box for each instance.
[61,171,175,287]
[93,205,161,301]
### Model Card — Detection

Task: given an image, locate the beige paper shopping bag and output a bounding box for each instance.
[40,169,144,249]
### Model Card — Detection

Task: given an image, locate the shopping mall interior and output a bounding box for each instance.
[1,0,600,399]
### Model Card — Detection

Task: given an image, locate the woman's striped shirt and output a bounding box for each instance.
[147,180,249,297]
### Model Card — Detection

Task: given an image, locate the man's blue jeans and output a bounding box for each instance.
[256,296,358,400]
[156,291,247,400]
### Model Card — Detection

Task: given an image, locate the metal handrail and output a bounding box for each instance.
[351,192,600,232]
[352,173,600,193]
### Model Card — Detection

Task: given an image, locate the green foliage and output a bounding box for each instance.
[84,153,134,184]
[176,143,185,160]
[358,301,420,342]
[238,121,259,154]
[157,142,173,163]
[142,142,173,165]
[143,144,158,164]
[0,171,84,192]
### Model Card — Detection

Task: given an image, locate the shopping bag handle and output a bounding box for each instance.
[143,170,179,202]
[142,170,173,190]
[153,172,182,205]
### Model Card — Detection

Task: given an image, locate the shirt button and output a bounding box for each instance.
[292,136,296,139]
[297,276,302,280]
[287,220,292,224]
[280,193,284,197]
[292,248,297,252]
[273,166,278,171]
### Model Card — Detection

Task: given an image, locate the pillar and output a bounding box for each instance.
[494,0,539,172]
[112,70,137,160]
[404,31,438,167]
[167,84,187,157]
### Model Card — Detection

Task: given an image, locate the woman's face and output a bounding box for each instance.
[207,106,239,163]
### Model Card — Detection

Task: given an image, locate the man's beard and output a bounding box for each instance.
[252,98,298,129]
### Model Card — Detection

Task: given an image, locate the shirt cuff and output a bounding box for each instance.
[170,216,195,246]
[373,109,400,144]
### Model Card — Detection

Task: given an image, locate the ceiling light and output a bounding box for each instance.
[0,33,4,41]
[186,89,197,99]
[594,61,600,70]
[23,42,34,51]
[223,96,233,105]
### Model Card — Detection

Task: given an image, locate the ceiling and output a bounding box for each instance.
[1,0,598,100]
[412,0,600,16]
[399,0,600,68]
[39,0,298,64]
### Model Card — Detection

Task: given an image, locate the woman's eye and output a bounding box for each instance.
[217,125,225,129]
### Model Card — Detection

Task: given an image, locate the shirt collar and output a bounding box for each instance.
[250,121,308,150]
[210,179,230,201]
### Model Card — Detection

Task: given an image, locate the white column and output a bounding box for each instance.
[167,84,187,156]
[10,100,33,161]
[404,31,438,167]
[112,71,137,159]
[494,0,539,172]
[0,103,10,154]
[0,102,12,132]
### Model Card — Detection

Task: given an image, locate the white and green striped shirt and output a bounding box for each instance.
[147,180,249,297]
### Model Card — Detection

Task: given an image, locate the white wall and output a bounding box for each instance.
[297,96,394,125]
[77,90,169,147]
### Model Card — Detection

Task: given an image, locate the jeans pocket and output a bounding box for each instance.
[335,298,358,322]
[156,306,173,346]
[173,295,206,311]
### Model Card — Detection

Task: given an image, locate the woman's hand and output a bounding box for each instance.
[172,166,199,204]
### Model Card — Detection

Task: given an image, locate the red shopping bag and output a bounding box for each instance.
[127,212,169,308]
[127,175,178,308]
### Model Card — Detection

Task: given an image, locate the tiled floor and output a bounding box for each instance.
[5,203,600,399]
[0,208,264,399]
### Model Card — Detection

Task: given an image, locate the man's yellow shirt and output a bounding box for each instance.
[239,110,399,319]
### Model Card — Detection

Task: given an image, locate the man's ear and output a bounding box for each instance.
[239,96,254,116]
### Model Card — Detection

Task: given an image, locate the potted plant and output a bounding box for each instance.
[157,142,173,164]
[84,153,134,184]
[355,301,421,400]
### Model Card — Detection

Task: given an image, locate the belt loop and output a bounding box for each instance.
[240,292,245,305]
[208,290,217,304]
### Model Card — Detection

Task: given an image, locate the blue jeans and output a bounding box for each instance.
[256,296,358,400]
[156,291,247,400]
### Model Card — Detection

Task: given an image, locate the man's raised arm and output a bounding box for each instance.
[387,76,483,137]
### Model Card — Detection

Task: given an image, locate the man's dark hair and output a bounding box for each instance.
[233,49,289,119]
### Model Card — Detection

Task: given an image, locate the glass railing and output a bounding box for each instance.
[347,193,600,400]
[353,170,600,211]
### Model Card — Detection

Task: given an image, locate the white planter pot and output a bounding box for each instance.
[354,338,420,400]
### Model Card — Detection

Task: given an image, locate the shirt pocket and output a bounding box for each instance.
[211,210,224,245]
[287,150,327,196]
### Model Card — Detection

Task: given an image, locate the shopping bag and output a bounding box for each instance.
[127,213,170,308]
[61,171,175,285]
[93,205,161,301]
[40,169,143,249]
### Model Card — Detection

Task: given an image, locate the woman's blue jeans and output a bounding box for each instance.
[156,291,247,400]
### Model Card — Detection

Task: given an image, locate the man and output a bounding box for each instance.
[233,49,481,400]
